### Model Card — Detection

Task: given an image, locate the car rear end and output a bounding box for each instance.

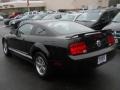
[64,30,116,70]
[48,31,116,71]
[43,21,116,70]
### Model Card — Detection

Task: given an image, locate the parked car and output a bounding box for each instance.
[0,15,4,21]
[42,13,65,20]
[0,12,8,18]
[32,13,48,20]
[4,18,12,26]
[60,13,82,21]
[8,12,22,19]
[10,14,35,29]
[4,14,23,26]
[24,11,39,15]
[19,13,48,26]
[103,12,120,46]
[75,8,120,30]
[2,21,116,78]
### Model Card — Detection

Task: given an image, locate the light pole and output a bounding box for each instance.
[27,0,30,12]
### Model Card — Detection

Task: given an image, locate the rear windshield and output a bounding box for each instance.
[76,11,102,22]
[112,12,120,23]
[21,15,34,19]
[32,14,47,20]
[42,14,57,20]
[44,21,95,35]
[60,14,76,21]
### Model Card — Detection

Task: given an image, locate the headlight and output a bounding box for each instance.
[12,21,15,24]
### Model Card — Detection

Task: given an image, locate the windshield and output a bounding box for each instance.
[32,14,47,20]
[42,14,56,20]
[76,11,101,22]
[21,15,34,19]
[112,12,120,23]
[45,21,95,35]
[42,14,63,20]
[60,14,76,21]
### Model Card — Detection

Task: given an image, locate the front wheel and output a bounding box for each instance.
[3,41,11,56]
[34,52,52,78]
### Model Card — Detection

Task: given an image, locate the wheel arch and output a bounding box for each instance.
[30,43,50,59]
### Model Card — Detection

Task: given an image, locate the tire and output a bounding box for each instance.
[34,52,52,78]
[3,40,11,56]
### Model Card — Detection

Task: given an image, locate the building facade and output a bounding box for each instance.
[0,0,10,3]
[45,0,110,10]
[1,0,119,14]
[0,0,45,14]
[109,0,120,6]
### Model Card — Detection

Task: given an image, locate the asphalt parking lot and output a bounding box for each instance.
[0,21,120,90]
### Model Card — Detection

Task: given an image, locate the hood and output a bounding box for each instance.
[13,18,27,22]
[103,22,120,31]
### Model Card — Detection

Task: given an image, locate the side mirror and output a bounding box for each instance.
[10,29,21,37]
[10,29,17,34]
[16,30,22,37]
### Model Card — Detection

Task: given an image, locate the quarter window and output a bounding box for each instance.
[18,24,33,35]
[33,27,47,36]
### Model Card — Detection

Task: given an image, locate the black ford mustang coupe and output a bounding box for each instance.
[2,21,116,78]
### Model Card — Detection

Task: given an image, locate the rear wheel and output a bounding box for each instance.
[3,41,11,56]
[34,52,52,78]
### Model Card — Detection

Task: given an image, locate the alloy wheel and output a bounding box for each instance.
[35,56,47,76]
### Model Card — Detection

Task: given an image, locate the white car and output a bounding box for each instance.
[0,15,4,21]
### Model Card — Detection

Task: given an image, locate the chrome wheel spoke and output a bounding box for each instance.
[36,56,47,76]
[39,66,46,74]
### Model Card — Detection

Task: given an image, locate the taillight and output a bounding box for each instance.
[107,35,115,46]
[69,42,87,56]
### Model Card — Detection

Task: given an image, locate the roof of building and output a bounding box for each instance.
[0,0,45,9]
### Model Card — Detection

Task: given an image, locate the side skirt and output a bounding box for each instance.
[8,48,33,63]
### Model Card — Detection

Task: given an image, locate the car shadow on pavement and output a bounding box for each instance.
[3,54,114,90]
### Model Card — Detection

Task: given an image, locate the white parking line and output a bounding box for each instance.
[0,25,6,28]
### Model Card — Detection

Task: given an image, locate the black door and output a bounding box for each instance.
[24,25,48,54]
[9,24,34,54]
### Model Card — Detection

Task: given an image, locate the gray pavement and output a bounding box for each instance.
[0,21,120,90]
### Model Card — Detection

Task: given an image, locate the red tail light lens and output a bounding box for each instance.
[107,35,115,46]
[69,42,87,56]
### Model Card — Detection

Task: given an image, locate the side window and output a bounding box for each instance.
[33,27,47,36]
[18,24,33,35]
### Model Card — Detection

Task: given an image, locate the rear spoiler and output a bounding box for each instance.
[66,30,112,39]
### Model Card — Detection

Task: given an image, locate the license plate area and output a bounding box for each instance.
[98,54,107,65]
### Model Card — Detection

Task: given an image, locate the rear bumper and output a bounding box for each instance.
[67,50,116,68]
[57,50,116,72]
[51,45,116,70]
[68,44,116,61]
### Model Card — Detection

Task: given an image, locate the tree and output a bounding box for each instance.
[109,0,120,6]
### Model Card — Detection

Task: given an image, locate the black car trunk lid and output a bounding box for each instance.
[83,31,108,53]
[67,30,110,54]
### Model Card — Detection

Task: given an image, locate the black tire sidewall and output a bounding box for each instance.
[3,41,11,56]
[34,52,51,78]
